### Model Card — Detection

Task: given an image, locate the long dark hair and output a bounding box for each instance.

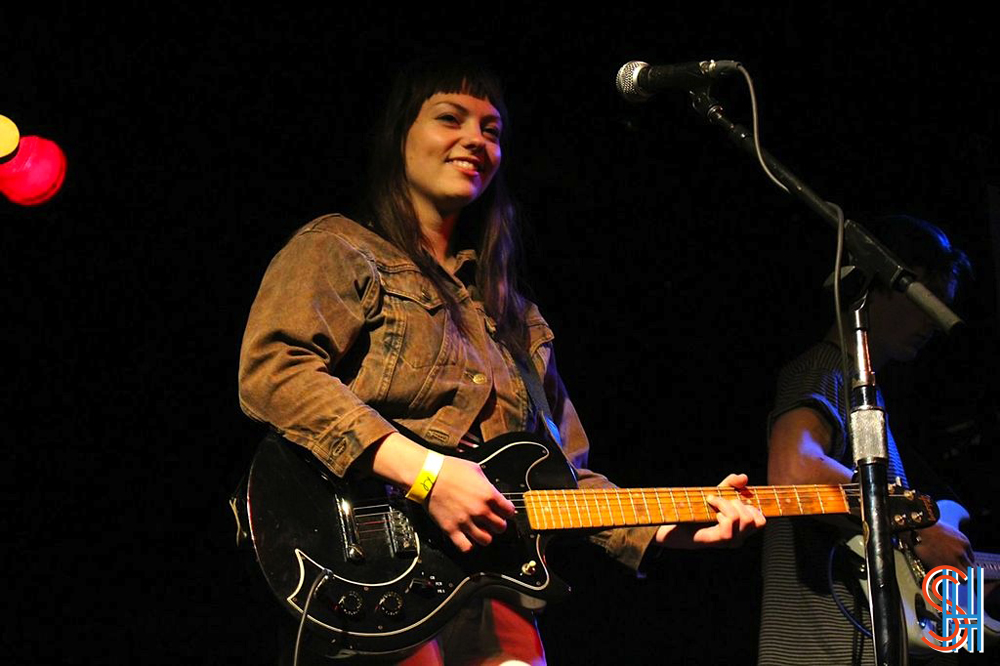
[361,59,529,353]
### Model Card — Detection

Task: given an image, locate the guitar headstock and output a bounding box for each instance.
[845,483,939,531]
[886,483,940,530]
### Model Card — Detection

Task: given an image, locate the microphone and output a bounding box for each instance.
[0,114,67,206]
[616,60,740,102]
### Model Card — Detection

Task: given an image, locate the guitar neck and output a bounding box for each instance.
[523,484,855,531]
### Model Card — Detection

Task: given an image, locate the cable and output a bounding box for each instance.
[827,202,855,437]
[828,543,874,638]
[294,569,332,666]
[736,64,789,193]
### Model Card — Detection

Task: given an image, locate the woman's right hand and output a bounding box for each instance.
[370,432,515,552]
[425,455,515,552]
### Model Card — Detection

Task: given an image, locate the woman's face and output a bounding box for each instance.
[403,92,502,221]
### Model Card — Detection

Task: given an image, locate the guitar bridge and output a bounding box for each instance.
[388,507,417,558]
[336,494,365,562]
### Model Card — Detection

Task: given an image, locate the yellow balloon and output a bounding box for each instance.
[0,115,21,159]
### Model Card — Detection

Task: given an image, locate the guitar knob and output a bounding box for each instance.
[378,591,404,617]
[336,590,364,617]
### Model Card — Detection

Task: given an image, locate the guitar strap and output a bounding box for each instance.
[511,352,563,448]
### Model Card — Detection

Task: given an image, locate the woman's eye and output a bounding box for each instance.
[437,114,460,124]
[483,126,501,139]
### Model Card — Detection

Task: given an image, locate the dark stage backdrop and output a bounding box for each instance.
[3,5,997,665]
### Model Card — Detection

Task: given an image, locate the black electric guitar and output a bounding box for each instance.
[231,431,938,658]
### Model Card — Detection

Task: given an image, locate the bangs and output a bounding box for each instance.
[402,60,509,127]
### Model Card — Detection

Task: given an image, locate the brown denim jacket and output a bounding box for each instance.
[238,215,657,570]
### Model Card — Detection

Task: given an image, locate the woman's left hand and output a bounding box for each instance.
[654,473,766,549]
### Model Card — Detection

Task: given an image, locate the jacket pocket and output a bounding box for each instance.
[378,268,459,370]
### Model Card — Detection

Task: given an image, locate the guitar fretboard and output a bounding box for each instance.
[523,484,853,530]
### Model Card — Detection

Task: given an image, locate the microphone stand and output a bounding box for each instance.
[686,89,960,666]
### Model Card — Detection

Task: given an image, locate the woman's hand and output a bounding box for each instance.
[654,473,766,549]
[425,456,516,552]
[369,432,515,553]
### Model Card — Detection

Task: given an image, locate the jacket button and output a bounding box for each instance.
[471,372,488,385]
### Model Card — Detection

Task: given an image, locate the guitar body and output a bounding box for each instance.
[232,428,938,658]
[240,431,574,657]
[848,499,999,656]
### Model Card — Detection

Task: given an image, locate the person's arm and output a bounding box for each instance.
[239,225,398,477]
[239,222,512,551]
[768,407,854,486]
[768,407,972,568]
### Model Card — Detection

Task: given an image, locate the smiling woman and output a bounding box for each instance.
[237,59,764,665]
[404,93,503,230]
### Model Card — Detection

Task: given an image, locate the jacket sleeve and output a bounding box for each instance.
[238,224,397,477]
[531,316,659,573]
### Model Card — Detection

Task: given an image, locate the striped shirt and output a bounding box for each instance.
[757,342,921,665]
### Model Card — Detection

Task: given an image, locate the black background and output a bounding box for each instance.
[3,5,998,665]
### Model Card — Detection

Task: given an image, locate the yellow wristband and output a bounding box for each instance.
[405,451,444,504]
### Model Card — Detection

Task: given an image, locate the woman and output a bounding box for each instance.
[239,60,764,665]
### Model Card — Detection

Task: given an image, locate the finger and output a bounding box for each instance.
[737,500,761,529]
[488,491,516,517]
[476,511,508,535]
[707,493,741,521]
[706,495,736,538]
[463,520,494,547]
[718,473,749,490]
[450,531,475,553]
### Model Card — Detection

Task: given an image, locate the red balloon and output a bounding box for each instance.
[0,135,68,206]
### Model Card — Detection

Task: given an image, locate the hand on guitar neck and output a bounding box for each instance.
[655,473,767,549]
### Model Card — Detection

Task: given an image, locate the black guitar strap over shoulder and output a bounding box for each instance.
[511,352,563,448]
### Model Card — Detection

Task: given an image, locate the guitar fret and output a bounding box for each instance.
[792,486,803,514]
[815,485,825,514]
[626,491,638,525]
[613,490,624,527]
[582,490,594,528]
[654,489,665,523]
[681,488,691,521]
[571,489,583,528]
[557,490,566,529]
[772,487,783,516]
